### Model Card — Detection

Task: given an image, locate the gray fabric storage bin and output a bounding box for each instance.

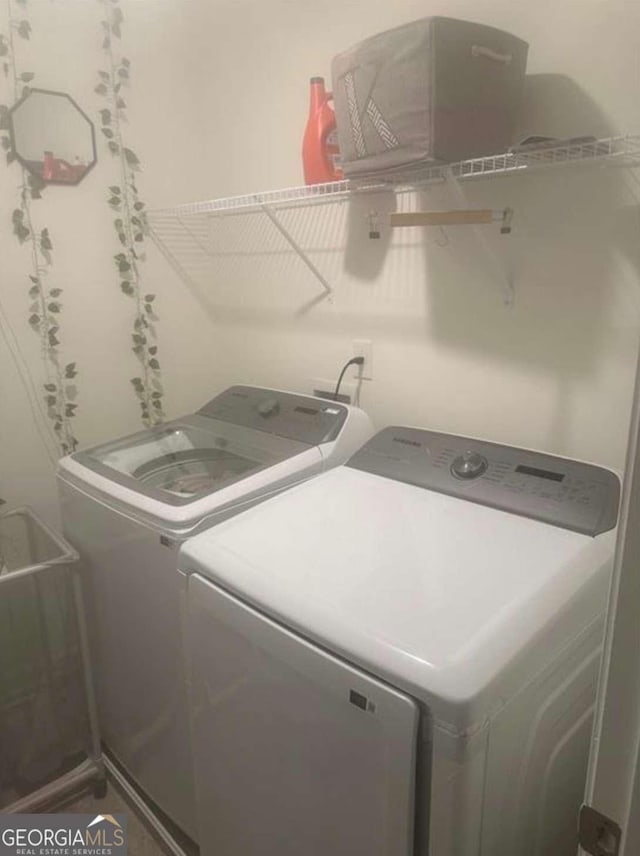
[331,17,528,179]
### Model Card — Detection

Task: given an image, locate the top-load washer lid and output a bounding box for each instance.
[58,386,364,529]
[179,426,621,731]
[80,419,285,503]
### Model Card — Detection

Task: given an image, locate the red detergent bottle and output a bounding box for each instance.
[302,76,343,185]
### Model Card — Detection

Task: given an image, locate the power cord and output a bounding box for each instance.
[333,356,364,402]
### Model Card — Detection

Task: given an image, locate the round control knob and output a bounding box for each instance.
[451,451,488,480]
[257,398,280,417]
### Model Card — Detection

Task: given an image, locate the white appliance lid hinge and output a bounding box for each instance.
[578,804,622,856]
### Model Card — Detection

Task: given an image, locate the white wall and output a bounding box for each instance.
[0,0,214,524]
[171,0,640,474]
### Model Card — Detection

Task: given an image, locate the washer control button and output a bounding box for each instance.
[257,398,281,417]
[451,451,489,480]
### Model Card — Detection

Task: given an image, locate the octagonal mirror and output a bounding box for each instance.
[9,88,97,185]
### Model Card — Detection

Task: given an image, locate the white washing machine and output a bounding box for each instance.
[56,385,373,841]
[179,426,620,856]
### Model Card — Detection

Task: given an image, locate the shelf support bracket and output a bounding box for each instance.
[442,168,515,307]
[258,201,333,298]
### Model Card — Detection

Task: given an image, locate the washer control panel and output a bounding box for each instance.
[347,426,620,535]
[199,386,348,445]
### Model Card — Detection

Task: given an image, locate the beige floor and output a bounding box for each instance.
[57,782,169,856]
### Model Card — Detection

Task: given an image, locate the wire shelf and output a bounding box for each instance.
[147,135,640,221]
[144,134,640,303]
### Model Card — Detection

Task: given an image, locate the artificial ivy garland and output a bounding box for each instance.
[96,0,165,428]
[0,0,80,456]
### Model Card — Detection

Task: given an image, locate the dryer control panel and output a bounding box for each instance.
[347,427,620,535]
[199,386,348,445]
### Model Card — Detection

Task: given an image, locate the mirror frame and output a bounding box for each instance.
[8,87,97,186]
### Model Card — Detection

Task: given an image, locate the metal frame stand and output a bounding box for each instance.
[1,507,105,813]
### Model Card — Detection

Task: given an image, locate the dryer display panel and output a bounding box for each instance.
[347,427,620,535]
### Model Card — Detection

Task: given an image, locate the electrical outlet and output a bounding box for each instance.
[353,339,373,380]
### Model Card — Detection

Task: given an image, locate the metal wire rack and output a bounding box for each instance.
[147,135,640,220]
[144,135,640,300]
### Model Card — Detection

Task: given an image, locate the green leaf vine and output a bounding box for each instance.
[0,0,79,455]
[96,0,164,427]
